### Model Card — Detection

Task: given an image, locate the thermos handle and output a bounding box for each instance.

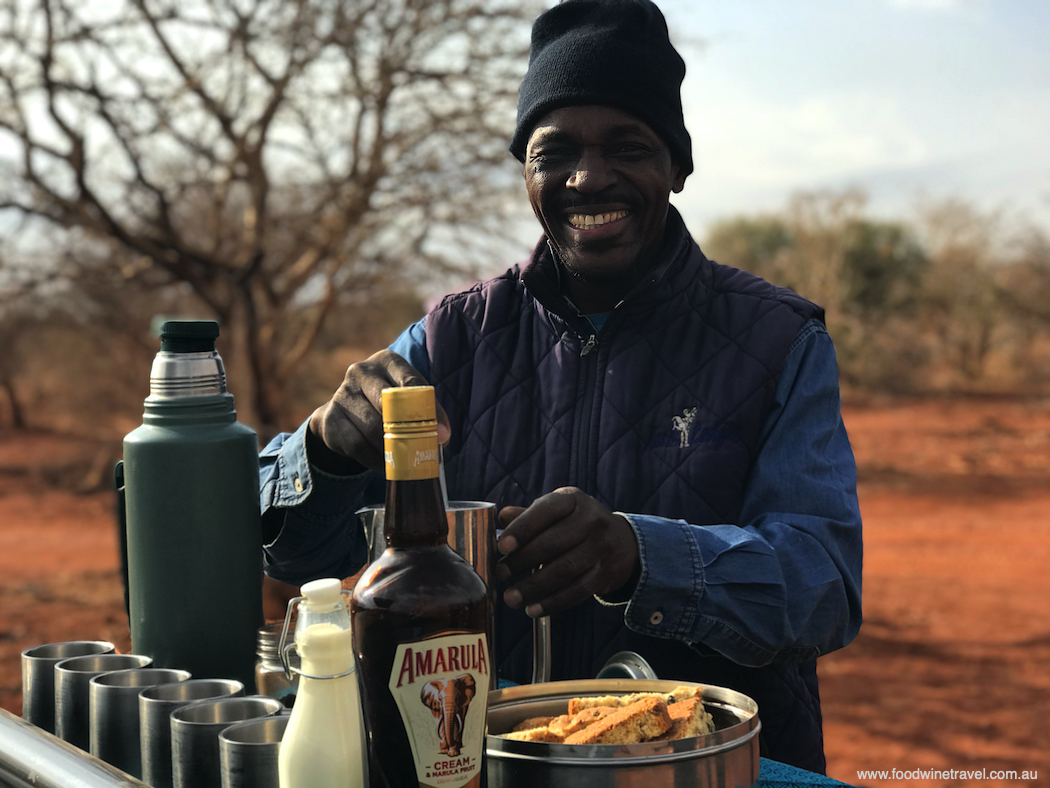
[114,461,130,621]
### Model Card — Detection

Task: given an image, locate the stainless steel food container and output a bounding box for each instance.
[486,679,760,788]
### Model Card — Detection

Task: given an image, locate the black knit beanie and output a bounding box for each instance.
[510,0,692,177]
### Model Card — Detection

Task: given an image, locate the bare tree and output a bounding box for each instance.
[0,307,27,429]
[916,200,1010,383]
[0,0,537,435]
[704,190,869,326]
[705,191,933,391]
[994,228,1050,386]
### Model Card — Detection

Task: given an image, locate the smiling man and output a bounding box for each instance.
[260,0,862,774]
[522,105,686,313]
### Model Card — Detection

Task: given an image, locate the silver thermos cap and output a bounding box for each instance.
[148,320,227,399]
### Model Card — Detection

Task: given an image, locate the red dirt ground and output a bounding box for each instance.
[2,397,1049,787]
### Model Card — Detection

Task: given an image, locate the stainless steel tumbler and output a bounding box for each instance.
[89,668,190,777]
[170,696,282,788]
[21,641,114,733]
[359,501,497,578]
[218,715,288,788]
[54,653,152,750]
[356,500,554,682]
[139,678,245,788]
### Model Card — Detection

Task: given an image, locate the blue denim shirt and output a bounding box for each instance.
[260,317,862,668]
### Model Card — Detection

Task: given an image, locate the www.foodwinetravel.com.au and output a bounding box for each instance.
[856,767,1039,782]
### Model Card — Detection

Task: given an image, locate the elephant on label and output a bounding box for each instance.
[421,673,476,756]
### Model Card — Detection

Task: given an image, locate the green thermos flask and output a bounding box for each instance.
[122,320,262,688]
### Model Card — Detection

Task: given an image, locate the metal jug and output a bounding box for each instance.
[356,501,541,680]
[356,503,647,686]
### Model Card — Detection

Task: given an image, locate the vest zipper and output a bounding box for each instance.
[574,331,600,489]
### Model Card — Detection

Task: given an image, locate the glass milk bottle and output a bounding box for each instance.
[278,578,367,788]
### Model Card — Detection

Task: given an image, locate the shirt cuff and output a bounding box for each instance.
[260,420,375,585]
[621,513,707,641]
[261,419,373,518]
[593,512,641,606]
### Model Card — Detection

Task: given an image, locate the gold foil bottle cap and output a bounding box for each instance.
[382,386,436,427]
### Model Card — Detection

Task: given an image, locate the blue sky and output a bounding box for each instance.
[654,0,1050,236]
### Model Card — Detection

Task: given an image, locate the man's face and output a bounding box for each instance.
[523,105,685,306]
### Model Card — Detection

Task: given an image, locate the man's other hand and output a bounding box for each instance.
[307,349,451,473]
[495,488,640,618]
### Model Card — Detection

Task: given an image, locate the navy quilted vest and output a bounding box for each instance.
[426,210,828,771]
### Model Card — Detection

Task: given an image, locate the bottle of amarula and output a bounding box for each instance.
[351,386,491,788]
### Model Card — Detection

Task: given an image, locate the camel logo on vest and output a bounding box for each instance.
[671,407,698,448]
[649,408,742,451]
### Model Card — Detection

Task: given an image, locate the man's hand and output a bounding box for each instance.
[495,487,640,618]
[308,349,451,472]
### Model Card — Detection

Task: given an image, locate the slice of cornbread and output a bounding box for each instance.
[653,697,715,741]
[547,705,618,739]
[563,697,672,745]
[667,685,704,704]
[506,725,564,743]
[566,685,704,715]
[567,691,666,715]
[511,716,556,733]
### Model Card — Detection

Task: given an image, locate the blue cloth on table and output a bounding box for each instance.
[760,758,856,787]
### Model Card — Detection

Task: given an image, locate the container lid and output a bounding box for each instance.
[300,578,343,608]
[382,385,436,425]
[159,320,220,353]
[149,319,227,398]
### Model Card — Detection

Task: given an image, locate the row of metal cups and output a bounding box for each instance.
[21,640,287,788]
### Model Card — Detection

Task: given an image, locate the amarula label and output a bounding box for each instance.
[388,632,490,787]
[384,432,439,481]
